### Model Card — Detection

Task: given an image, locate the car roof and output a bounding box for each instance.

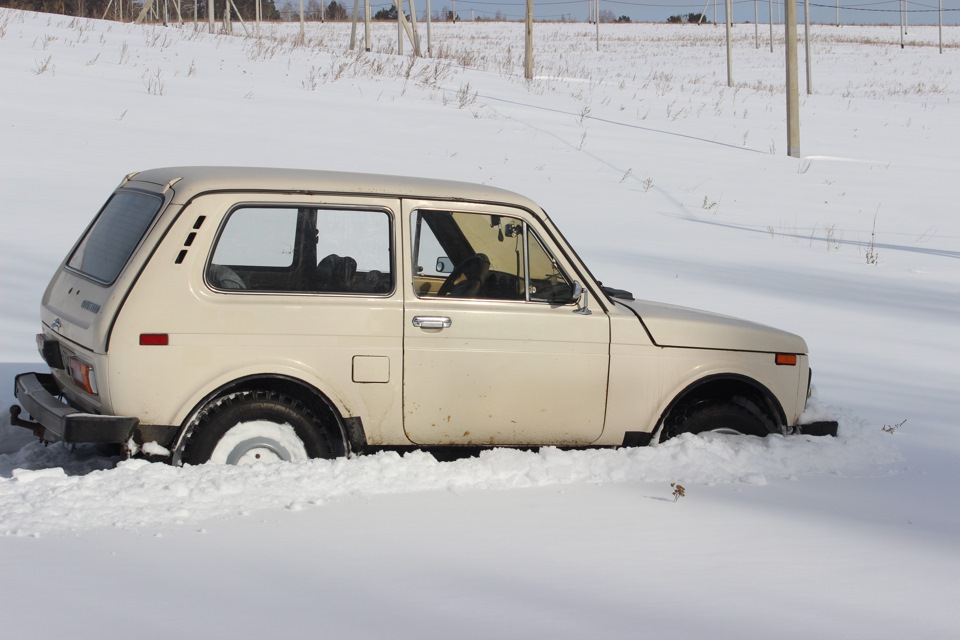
[125,166,543,213]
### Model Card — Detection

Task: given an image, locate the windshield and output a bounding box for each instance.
[67,190,163,284]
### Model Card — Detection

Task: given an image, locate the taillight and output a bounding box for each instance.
[68,357,98,395]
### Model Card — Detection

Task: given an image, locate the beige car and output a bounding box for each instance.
[10,167,836,465]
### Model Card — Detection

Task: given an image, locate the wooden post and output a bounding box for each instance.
[524,0,533,80]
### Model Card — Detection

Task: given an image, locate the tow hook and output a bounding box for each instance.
[8,405,49,443]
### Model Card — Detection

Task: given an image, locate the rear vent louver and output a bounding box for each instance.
[175,216,207,265]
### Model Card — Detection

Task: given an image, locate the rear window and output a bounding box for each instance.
[67,190,163,284]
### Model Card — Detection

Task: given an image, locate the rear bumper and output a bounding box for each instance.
[11,372,139,444]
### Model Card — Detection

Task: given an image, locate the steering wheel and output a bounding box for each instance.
[437,253,491,297]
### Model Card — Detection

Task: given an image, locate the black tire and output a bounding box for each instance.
[181,390,334,465]
[660,401,769,442]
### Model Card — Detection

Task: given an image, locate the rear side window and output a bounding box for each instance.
[67,190,163,284]
[208,206,393,294]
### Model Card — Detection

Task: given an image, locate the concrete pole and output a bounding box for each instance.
[209,0,215,33]
[784,0,800,157]
[426,0,433,56]
[804,0,812,94]
[364,0,371,52]
[300,0,305,40]
[725,0,733,87]
[899,0,904,49]
[350,0,359,49]
[396,0,403,55]
[755,0,759,49]
[408,0,422,56]
[595,0,599,52]
[768,0,773,53]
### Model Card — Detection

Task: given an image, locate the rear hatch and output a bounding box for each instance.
[40,176,172,357]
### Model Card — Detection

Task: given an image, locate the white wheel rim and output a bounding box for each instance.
[209,420,309,465]
[707,427,742,435]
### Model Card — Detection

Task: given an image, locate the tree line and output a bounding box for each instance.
[667,13,710,24]
[1,1,464,21]
[0,1,379,21]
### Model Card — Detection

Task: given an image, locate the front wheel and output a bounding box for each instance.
[660,401,770,443]
[181,391,333,465]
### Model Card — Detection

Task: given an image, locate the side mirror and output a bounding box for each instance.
[435,257,454,274]
[571,281,592,315]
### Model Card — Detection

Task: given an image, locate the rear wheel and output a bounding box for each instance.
[660,401,769,442]
[181,391,333,465]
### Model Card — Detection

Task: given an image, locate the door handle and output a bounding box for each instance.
[412,316,452,329]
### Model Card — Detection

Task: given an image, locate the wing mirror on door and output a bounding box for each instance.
[435,257,454,273]
[571,281,592,315]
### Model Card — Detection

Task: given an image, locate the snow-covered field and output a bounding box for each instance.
[2,10,959,638]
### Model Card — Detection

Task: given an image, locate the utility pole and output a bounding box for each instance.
[939,0,943,54]
[804,0,812,94]
[396,0,403,54]
[725,0,733,87]
[784,0,800,157]
[365,0,371,51]
[350,0,359,49]
[755,0,759,50]
[768,0,773,52]
[899,0,906,48]
[595,0,599,52]
[426,0,433,56]
[524,0,533,80]
[409,0,422,55]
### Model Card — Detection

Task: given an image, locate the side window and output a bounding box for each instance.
[411,210,572,303]
[208,206,392,294]
[209,207,299,291]
[212,207,298,268]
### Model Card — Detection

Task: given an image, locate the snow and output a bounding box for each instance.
[2,10,960,639]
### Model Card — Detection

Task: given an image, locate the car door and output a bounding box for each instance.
[401,200,610,446]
